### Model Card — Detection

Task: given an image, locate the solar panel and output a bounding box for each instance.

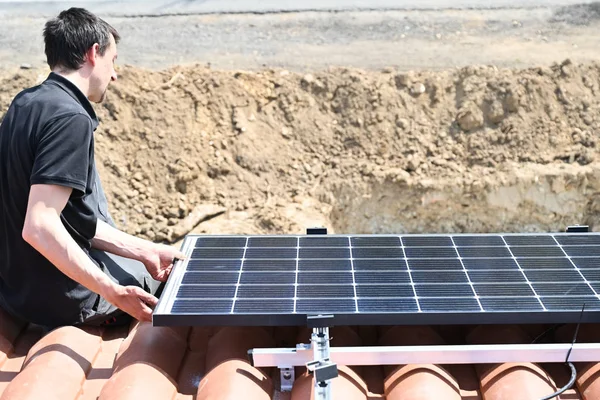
[153,233,600,326]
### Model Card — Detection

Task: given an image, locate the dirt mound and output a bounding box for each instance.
[2,60,600,240]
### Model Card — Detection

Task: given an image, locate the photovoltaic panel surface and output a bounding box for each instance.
[153,233,600,326]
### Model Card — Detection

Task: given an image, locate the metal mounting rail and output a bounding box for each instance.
[250,343,600,367]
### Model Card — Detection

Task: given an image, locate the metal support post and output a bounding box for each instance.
[306,327,338,400]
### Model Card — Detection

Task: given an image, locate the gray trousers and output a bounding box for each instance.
[81,249,163,327]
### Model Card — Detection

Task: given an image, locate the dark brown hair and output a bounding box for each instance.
[44,7,120,70]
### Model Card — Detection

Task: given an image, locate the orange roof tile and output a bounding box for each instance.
[0,307,597,400]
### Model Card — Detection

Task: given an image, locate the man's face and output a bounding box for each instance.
[90,35,118,103]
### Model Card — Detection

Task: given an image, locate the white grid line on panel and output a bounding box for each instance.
[399,236,422,312]
[293,236,300,313]
[347,237,359,313]
[552,235,600,301]
[500,235,547,311]
[450,236,484,312]
[230,237,249,313]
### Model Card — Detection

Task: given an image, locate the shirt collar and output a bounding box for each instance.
[45,72,99,130]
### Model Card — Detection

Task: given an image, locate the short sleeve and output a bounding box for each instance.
[30,113,93,193]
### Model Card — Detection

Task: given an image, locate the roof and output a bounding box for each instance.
[1,305,599,400]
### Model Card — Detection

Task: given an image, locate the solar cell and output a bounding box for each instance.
[473,283,534,297]
[352,259,407,271]
[154,233,600,326]
[461,258,518,270]
[452,236,504,246]
[355,284,414,297]
[480,297,543,312]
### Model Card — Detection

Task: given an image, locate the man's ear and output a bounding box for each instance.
[85,43,100,66]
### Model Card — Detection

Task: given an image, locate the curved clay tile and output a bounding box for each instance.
[541,363,582,400]
[554,323,600,344]
[0,308,26,369]
[0,325,45,397]
[1,326,101,400]
[196,359,273,400]
[205,327,275,372]
[384,364,462,400]
[198,326,276,400]
[113,323,189,376]
[379,326,445,347]
[355,325,385,394]
[380,326,462,400]
[379,325,446,376]
[78,325,130,400]
[99,362,180,400]
[467,325,559,400]
[176,327,214,394]
[188,327,215,352]
[573,363,600,400]
[555,324,600,400]
[291,366,369,400]
[98,322,189,400]
[177,350,207,395]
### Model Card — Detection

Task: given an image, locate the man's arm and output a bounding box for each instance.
[92,219,153,263]
[22,184,157,322]
[92,219,186,282]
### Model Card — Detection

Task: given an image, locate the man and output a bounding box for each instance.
[0,8,185,330]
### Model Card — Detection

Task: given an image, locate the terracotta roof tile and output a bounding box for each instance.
[292,366,371,400]
[99,324,189,400]
[1,307,598,400]
[198,360,273,400]
[2,325,101,400]
[78,325,129,400]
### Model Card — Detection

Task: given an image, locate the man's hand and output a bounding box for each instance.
[92,220,187,282]
[141,244,187,282]
[105,285,158,322]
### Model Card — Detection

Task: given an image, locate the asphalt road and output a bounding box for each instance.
[0,0,597,17]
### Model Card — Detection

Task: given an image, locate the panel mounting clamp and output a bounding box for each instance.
[566,225,590,233]
[307,359,338,384]
[307,227,328,235]
[307,314,335,329]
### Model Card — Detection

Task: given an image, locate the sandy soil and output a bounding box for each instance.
[2,7,600,239]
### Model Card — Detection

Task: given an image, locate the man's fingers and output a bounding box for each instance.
[174,250,187,260]
[139,303,153,322]
[155,268,169,282]
[134,287,159,308]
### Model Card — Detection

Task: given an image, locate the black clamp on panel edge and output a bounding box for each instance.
[307,227,328,235]
[566,225,590,233]
[307,314,335,328]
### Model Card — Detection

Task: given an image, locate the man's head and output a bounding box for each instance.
[44,8,119,103]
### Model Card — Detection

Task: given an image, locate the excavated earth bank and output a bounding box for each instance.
[2,60,600,239]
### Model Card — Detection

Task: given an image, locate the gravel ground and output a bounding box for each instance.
[0,4,600,71]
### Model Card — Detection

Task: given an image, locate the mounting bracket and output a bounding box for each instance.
[566,225,590,233]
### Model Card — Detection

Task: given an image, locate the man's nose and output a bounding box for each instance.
[111,71,118,82]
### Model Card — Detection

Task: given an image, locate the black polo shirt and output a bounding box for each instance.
[0,72,100,328]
